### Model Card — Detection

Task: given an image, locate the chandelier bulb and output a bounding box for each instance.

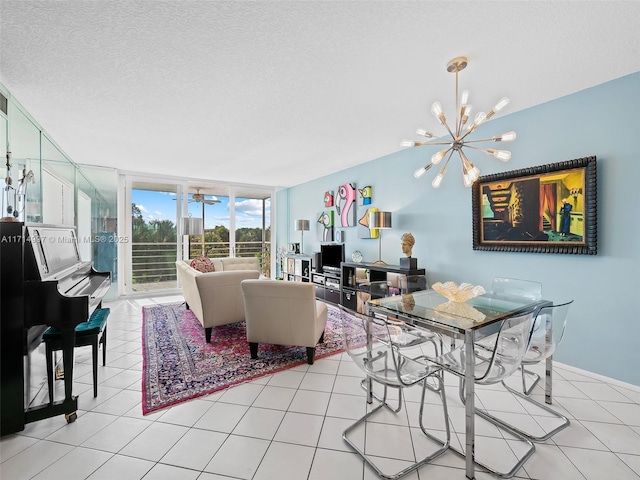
[473,111,487,126]
[493,97,510,112]
[460,89,470,105]
[485,149,512,161]
[416,128,435,138]
[401,139,416,148]
[432,173,445,188]
[414,163,433,178]
[431,149,448,165]
[430,101,443,118]
[493,131,516,142]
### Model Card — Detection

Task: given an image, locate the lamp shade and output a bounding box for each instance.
[295,219,310,231]
[182,216,203,235]
[369,211,392,229]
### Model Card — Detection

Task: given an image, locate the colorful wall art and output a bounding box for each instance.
[358,206,379,239]
[358,186,372,205]
[335,183,357,227]
[316,210,334,242]
[324,190,334,207]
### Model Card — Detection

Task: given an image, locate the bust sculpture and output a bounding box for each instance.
[400,232,415,257]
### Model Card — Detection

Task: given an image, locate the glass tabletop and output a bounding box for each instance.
[368,289,545,334]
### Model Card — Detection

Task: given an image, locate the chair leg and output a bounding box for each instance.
[501,379,570,441]
[101,326,107,366]
[92,336,99,397]
[306,347,315,365]
[344,374,450,480]
[319,330,325,343]
[249,342,259,359]
[205,327,213,343]
[455,377,536,478]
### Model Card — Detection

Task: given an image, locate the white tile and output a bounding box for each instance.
[521,442,586,479]
[193,402,248,433]
[45,411,117,446]
[266,369,305,388]
[0,440,74,480]
[143,463,201,480]
[157,399,211,427]
[361,421,415,462]
[99,369,141,389]
[326,392,367,420]
[299,372,336,392]
[618,453,640,477]
[0,434,39,462]
[90,389,141,416]
[31,446,113,480]
[560,445,640,480]
[555,397,624,423]
[599,400,640,426]
[217,382,264,405]
[253,441,315,480]
[581,421,640,455]
[550,418,608,450]
[119,422,188,461]
[306,358,341,375]
[332,374,365,396]
[232,407,285,440]
[81,416,152,453]
[86,454,154,480]
[160,428,227,470]
[573,381,636,402]
[204,435,270,479]
[288,389,331,416]
[308,448,363,480]
[274,411,324,446]
[317,416,360,453]
[252,385,296,410]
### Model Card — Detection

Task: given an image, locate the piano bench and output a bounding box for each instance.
[43,308,110,402]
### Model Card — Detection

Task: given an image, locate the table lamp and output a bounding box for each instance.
[369,211,392,265]
[295,219,310,254]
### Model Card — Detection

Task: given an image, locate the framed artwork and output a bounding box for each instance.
[472,156,597,254]
[316,210,334,242]
[358,206,379,239]
[324,190,334,207]
[335,183,357,227]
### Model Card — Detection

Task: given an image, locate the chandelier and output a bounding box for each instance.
[401,56,516,188]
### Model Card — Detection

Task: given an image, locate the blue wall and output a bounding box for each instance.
[277,71,640,386]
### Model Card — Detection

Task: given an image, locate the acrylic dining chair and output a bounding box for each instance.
[338,305,450,479]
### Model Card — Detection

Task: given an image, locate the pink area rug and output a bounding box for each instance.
[141,302,348,415]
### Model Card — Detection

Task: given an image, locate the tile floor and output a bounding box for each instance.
[2,295,640,480]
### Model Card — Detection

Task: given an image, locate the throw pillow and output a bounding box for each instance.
[190,256,215,273]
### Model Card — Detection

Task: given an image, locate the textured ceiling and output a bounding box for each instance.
[2,1,640,188]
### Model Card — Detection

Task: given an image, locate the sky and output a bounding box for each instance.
[132,189,270,230]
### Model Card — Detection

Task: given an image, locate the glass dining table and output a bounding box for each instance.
[368,289,549,480]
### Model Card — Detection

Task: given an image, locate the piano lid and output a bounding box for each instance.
[25,225,83,280]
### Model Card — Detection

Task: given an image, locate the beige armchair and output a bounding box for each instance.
[241,279,328,364]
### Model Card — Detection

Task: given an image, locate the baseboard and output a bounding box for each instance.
[555,361,640,393]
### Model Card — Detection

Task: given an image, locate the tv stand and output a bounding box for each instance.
[311,270,341,305]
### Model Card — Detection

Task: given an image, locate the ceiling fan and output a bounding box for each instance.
[189,187,220,205]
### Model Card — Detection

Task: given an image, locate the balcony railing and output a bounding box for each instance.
[132,241,271,291]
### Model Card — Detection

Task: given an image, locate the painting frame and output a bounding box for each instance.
[472,156,597,255]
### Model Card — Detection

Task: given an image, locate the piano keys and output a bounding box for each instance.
[1,222,111,436]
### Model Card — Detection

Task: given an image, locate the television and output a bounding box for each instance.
[320,243,344,274]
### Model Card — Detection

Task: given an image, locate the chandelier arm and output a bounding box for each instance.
[463,137,500,144]
[464,145,493,152]
[416,141,455,147]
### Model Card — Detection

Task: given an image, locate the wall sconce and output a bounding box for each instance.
[369,211,392,265]
[295,219,310,254]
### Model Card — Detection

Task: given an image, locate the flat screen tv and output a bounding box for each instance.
[320,243,344,274]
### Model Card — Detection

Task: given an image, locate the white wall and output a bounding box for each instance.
[277,71,640,386]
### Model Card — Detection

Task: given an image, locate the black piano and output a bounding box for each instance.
[1,222,111,436]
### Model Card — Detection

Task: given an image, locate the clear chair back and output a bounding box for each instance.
[525,300,573,363]
[338,305,434,387]
[491,277,542,301]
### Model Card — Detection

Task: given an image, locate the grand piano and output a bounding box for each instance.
[1,222,111,436]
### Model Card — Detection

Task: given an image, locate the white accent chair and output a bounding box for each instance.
[241,279,328,364]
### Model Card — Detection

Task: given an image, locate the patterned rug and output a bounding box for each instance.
[141,302,349,415]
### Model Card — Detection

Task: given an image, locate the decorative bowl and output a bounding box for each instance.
[351,250,363,263]
[432,281,486,303]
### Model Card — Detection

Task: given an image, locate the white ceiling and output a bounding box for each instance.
[2,1,640,189]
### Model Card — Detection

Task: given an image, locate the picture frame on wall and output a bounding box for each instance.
[472,156,597,255]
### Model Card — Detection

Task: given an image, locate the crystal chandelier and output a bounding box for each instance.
[401,57,516,188]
